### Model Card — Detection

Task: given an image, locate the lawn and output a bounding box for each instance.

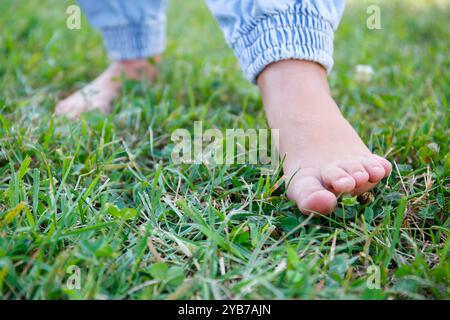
[0,0,448,299]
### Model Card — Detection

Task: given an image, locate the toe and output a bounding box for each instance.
[338,161,370,187]
[55,95,80,118]
[352,182,377,196]
[300,189,338,215]
[55,101,78,119]
[372,154,392,177]
[288,173,338,215]
[360,157,386,183]
[321,166,356,194]
[54,101,68,116]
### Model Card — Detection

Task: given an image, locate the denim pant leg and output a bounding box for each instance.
[205,0,346,83]
[78,0,168,60]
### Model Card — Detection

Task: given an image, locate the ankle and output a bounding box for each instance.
[258,60,332,113]
[258,60,339,122]
[110,57,159,81]
[258,60,329,92]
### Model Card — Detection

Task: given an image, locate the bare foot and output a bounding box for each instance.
[55,59,159,119]
[258,60,391,215]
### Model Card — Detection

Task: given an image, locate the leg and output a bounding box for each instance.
[56,0,168,119]
[206,0,391,215]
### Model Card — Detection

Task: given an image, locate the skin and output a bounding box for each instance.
[257,60,391,215]
[55,58,391,215]
[55,59,159,119]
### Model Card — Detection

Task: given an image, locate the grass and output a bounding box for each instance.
[0,0,449,300]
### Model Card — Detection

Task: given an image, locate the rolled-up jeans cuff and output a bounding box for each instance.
[232,5,335,83]
[100,22,165,60]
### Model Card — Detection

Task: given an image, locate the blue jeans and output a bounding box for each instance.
[77,0,345,83]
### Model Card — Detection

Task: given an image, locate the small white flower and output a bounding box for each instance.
[355,64,375,84]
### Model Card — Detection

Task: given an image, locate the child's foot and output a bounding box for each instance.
[258,60,391,215]
[55,59,158,119]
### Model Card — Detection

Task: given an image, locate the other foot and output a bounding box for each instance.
[55,59,158,119]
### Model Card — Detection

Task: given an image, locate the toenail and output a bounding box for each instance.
[354,171,366,178]
[338,177,352,183]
